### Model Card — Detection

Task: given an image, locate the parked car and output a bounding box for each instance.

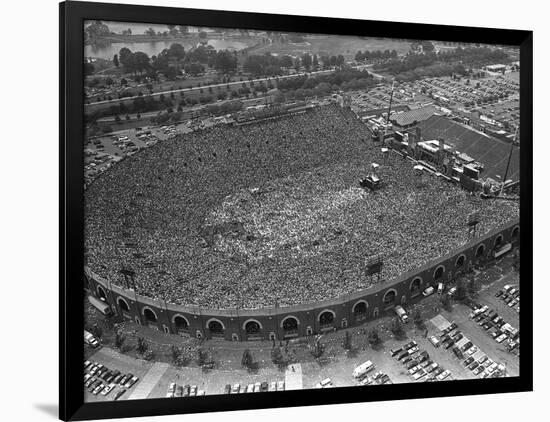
[461,341,474,352]
[92,384,105,395]
[317,378,334,388]
[408,365,422,375]
[473,365,485,375]
[463,357,475,366]
[428,336,440,347]
[404,341,418,350]
[413,369,427,380]
[467,346,479,356]
[443,340,455,349]
[426,363,439,373]
[452,346,464,359]
[496,333,508,343]
[437,370,451,381]
[167,383,176,398]
[453,332,464,342]
[390,347,403,357]
[102,383,116,396]
[113,389,126,401]
[125,376,139,389]
[397,351,409,361]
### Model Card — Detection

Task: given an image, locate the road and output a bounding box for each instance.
[87,69,334,107]
[86,65,383,108]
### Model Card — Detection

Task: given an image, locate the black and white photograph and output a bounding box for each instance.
[81,18,523,403]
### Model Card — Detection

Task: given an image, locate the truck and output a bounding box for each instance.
[422,286,435,297]
[394,306,409,323]
[88,295,113,316]
[84,330,100,348]
[353,361,375,379]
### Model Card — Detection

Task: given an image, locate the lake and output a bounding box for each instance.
[85,39,248,60]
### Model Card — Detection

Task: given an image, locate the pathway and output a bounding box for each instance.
[128,362,170,400]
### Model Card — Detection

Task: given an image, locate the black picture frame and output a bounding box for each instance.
[60,1,533,420]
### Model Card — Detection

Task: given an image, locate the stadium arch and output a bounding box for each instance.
[409,277,422,297]
[243,319,263,335]
[433,265,445,282]
[117,297,130,313]
[352,300,369,321]
[97,285,107,301]
[280,315,300,332]
[172,314,190,332]
[455,254,466,269]
[318,309,336,327]
[511,226,519,242]
[475,243,486,260]
[494,234,504,249]
[206,318,225,336]
[142,306,158,323]
[382,289,397,307]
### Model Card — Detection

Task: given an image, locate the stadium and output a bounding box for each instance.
[84,104,519,341]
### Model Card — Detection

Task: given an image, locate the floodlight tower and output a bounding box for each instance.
[383,79,396,148]
[499,126,518,197]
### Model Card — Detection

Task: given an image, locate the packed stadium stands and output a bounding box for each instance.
[85,105,519,309]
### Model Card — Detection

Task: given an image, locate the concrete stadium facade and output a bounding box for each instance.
[85,219,519,342]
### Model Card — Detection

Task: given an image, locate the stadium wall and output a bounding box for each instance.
[85,219,519,342]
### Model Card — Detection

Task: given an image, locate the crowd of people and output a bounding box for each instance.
[85,104,519,310]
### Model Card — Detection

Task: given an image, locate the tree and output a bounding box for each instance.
[132,51,151,74]
[214,50,238,73]
[143,349,155,361]
[455,278,469,302]
[271,346,288,370]
[342,331,353,352]
[513,250,520,273]
[113,54,119,68]
[310,335,325,359]
[368,328,382,349]
[440,293,453,312]
[241,349,256,371]
[136,337,148,355]
[301,53,312,71]
[90,324,103,340]
[413,309,425,330]
[391,317,406,339]
[467,275,480,298]
[422,41,435,52]
[171,345,180,363]
[184,62,205,76]
[84,62,95,76]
